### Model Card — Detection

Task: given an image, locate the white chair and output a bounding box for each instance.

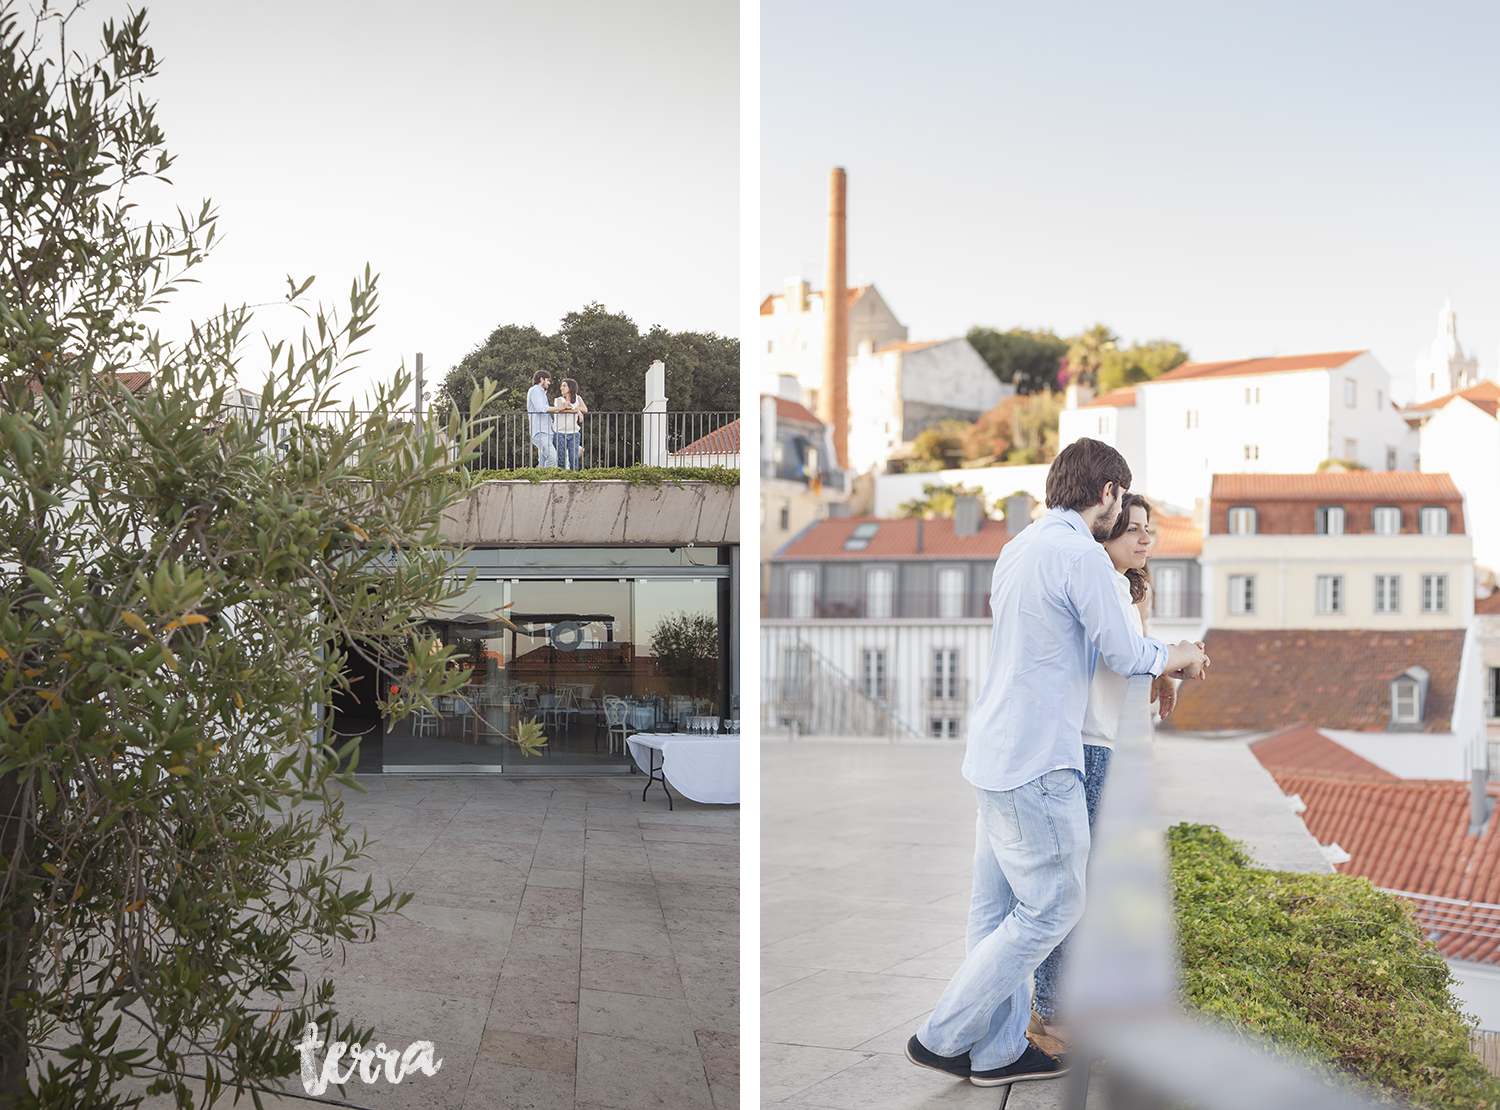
[412,707,438,738]
[603,695,632,755]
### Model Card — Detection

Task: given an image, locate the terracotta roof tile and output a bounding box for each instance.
[1148,513,1201,558]
[1477,592,1500,615]
[1080,386,1136,409]
[1250,724,1398,780]
[671,418,739,457]
[1159,629,1465,733]
[759,286,868,315]
[1210,471,1461,502]
[773,516,1013,561]
[874,339,949,355]
[1269,772,1500,963]
[1151,351,1365,383]
[1404,379,1500,417]
[763,395,822,425]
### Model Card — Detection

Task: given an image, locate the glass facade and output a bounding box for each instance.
[330,548,732,773]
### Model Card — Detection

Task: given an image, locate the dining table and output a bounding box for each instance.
[625,732,740,810]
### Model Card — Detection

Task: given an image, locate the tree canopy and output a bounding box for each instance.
[965,327,1069,394]
[969,323,1189,396]
[437,305,739,416]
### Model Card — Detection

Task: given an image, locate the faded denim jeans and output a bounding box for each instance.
[1033,743,1112,1019]
[531,430,558,468]
[917,768,1089,1070]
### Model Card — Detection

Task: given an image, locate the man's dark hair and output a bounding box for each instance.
[1045,438,1132,511]
[532,369,551,385]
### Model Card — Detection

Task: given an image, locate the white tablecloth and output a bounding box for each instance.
[627,733,740,805]
[625,705,658,732]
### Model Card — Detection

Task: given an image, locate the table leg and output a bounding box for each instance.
[642,749,673,811]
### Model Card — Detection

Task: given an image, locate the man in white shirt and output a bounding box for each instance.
[907,439,1208,1088]
[526,370,561,467]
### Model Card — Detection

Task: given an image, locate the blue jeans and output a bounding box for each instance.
[553,431,580,470]
[917,769,1089,1070]
[531,430,557,468]
[1032,743,1112,1019]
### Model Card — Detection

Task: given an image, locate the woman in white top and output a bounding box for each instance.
[552,378,588,470]
[1032,492,1178,1027]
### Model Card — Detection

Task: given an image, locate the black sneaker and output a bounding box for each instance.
[904,1034,971,1079]
[969,1043,1069,1087]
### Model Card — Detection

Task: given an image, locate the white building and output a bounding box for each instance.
[759,280,906,406]
[845,338,1013,476]
[1130,351,1417,511]
[1413,299,1482,404]
[1056,385,1145,478]
[1404,380,1500,581]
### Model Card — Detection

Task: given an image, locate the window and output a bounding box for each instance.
[1385,446,1397,471]
[933,649,960,702]
[1227,507,1257,535]
[1315,575,1343,615]
[1316,506,1345,535]
[865,568,894,619]
[1228,574,1256,615]
[1097,415,1110,435]
[1244,444,1259,460]
[789,569,816,619]
[1392,678,1420,724]
[1376,389,1384,409]
[1344,378,1357,407]
[1244,387,1260,404]
[1372,506,1401,535]
[843,521,879,551]
[1155,565,1184,618]
[778,501,790,531]
[1419,507,1449,535]
[1487,667,1499,719]
[1343,438,1358,460]
[930,717,961,739]
[861,649,887,701]
[937,568,966,618]
[1374,575,1401,613]
[766,340,774,354]
[1186,409,1199,429]
[781,647,810,702]
[1422,574,1448,613]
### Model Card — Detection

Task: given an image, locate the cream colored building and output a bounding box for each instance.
[1403,380,1500,582]
[758,280,906,407]
[1201,472,1473,632]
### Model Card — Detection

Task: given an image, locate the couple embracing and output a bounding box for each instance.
[906,438,1209,1088]
[526,369,589,469]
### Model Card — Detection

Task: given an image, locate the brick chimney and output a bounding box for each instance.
[822,167,849,469]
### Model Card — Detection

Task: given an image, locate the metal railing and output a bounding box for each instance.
[765,592,992,621]
[922,677,969,705]
[464,411,738,471]
[1151,588,1203,620]
[1061,675,1372,1108]
[761,639,914,739]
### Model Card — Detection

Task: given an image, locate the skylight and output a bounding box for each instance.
[843,522,880,551]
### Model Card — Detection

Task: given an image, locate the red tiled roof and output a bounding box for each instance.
[773,516,1013,561]
[1271,771,1500,963]
[1148,513,1201,558]
[1250,724,1397,781]
[1151,351,1365,383]
[1159,629,1465,733]
[1404,379,1500,418]
[874,339,948,355]
[1477,591,1500,615]
[27,371,151,394]
[671,418,739,458]
[764,395,821,425]
[759,286,868,315]
[1080,386,1136,409]
[1210,471,1461,502]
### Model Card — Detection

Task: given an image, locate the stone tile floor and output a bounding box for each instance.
[761,739,1103,1110]
[139,773,738,1109]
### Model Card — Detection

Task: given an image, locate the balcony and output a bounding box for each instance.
[765,592,992,621]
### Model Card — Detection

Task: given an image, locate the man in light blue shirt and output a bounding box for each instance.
[909,438,1207,1088]
[527,369,560,467]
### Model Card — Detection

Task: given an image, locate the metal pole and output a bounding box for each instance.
[414,351,425,437]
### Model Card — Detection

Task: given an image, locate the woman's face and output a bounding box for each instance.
[560,381,574,400]
[1102,505,1151,573]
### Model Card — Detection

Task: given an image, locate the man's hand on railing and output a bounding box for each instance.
[1164,640,1209,681]
[1151,674,1178,718]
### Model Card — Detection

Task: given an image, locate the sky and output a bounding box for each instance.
[69,0,739,406]
[761,0,1500,402]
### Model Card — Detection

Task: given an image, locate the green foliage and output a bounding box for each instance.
[510,717,548,758]
[1169,824,1500,1108]
[966,392,1063,465]
[1095,339,1189,394]
[437,304,739,416]
[0,5,492,1105]
[895,482,992,520]
[649,611,718,683]
[966,327,1068,394]
[461,465,740,488]
[907,419,973,472]
[1317,458,1369,473]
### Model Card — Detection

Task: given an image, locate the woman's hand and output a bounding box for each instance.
[1151,675,1178,719]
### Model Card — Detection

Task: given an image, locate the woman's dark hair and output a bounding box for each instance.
[1104,492,1153,603]
[1045,438,1132,512]
[560,378,578,400]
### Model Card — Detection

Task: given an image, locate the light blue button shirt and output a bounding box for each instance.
[961,506,1168,793]
[527,383,553,436]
